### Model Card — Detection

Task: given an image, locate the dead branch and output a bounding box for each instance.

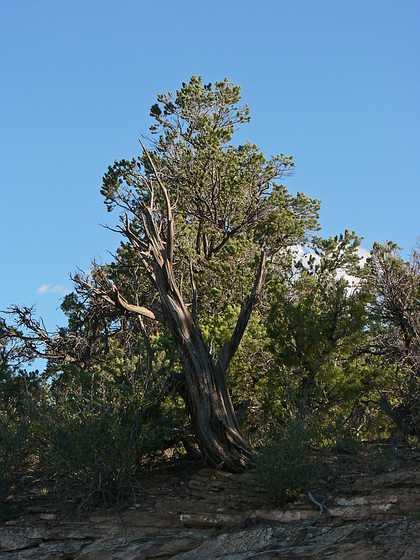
[217,250,267,373]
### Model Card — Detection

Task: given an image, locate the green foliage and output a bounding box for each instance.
[255,420,321,505]
[323,413,363,454]
[200,305,271,441]
[38,405,142,507]
[36,349,184,507]
[266,231,371,421]
[364,243,420,438]
[0,343,184,508]
[0,415,29,499]
[93,76,321,465]
[100,75,320,326]
[0,362,40,499]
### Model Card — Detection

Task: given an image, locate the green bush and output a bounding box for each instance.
[0,357,180,509]
[33,363,180,508]
[37,406,142,507]
[0,414,29,500]
[323,414,363,455]
[255,419,321,505]
[0,367,38,501]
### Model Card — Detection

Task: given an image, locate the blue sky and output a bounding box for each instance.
[1,0,419,331]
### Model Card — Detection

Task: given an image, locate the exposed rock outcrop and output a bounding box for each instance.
[1,460,420,559]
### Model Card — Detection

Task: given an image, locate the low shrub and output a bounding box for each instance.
[0,368,37,501]
[34,365,179,509]
[0,413,29,499]
[255,419,321,505]
[37,407,143,508]
[328,416,362,455]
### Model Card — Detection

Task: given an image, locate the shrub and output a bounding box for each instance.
[255,419,321,505]
[0,413,29,500]
[0,368,38,501]
[37,407,143,508]
[34,364,179,509]
[324,414,363,455]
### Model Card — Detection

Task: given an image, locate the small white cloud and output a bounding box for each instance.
[37,283,51,294]
[36,284,69,296]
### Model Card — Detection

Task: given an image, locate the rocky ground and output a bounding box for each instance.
[1,444,420,559]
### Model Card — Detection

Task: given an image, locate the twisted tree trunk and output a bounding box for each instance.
[155,257,256,470]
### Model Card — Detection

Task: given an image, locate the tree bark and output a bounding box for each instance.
[155,259,252,471]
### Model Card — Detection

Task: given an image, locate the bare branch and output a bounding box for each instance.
[189,260,198,323]
[141,141,175,263]
[115,291,156,320]
[74,269,156,321]
[217,250,267,373]
[1,306,90,365]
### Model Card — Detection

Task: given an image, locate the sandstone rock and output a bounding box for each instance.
[173,520,420,560]
[75,535,202,560]
[354,469,420,491]
[0,540,88,560]
[39,513,57,521]
[180,512,244,528]
[0,526,44,551]
[122,511,180,528]
[2,453,420,559]
[173,526,274,560]
[253,509,319,523]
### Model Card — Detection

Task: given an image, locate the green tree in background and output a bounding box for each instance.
[266,231,371,424]
[366,242,420,438]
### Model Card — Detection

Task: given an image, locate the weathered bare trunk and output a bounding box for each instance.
[156,261,252,471]
[181,349,252,471]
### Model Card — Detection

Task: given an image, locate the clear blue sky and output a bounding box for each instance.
[1,0,419,331]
